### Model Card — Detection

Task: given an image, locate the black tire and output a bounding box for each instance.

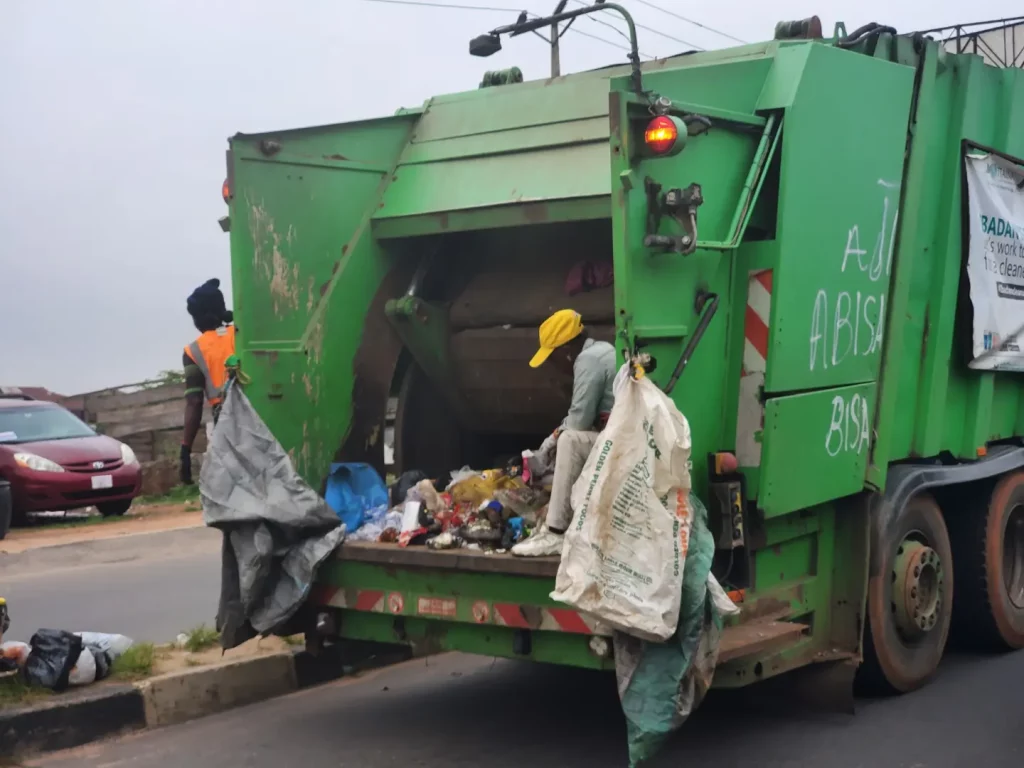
[97,499,132,517]
[0,482,11,540]
[949,472,1024,650]
[860,492,953,694]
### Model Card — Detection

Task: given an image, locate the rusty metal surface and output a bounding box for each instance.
[333,541,560,579]
[718,619,807,664]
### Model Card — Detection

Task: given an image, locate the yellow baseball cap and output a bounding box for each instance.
[530,310,584,368]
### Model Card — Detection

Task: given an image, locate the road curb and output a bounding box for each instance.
[138,651,298,728]
[0,683,145,757]
[0,642,411,758]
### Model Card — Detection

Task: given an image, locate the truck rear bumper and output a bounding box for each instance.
[309,542,610,668]
[306,542,833,681]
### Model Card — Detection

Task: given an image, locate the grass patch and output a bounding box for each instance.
[136,484,201,507]
[0,674,53,709]
[110,643,155,680]
[182,624,220,653]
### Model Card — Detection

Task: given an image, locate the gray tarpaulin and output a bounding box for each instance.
[200,382,345,649]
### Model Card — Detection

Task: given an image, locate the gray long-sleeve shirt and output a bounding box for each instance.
[562,338,617,432]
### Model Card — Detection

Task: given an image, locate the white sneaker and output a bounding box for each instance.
[511,526,564,557]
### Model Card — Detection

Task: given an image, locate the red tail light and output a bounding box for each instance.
[644,116,679,155]
[222,178,233,203]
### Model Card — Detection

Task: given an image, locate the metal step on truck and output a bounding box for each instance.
[220,5,1024,724]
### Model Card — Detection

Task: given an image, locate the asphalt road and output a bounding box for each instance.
[33,644,1024,768]
[2,527,221,643]
[6,527,1024,766]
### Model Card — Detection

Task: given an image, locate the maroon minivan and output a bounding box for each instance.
[0,397,142,527]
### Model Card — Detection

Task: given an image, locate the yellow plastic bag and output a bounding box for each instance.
[449,470,525,509]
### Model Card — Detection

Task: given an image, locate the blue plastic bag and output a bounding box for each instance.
[324,463,388,534]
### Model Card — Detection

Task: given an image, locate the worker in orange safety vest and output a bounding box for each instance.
[180,278,236,485]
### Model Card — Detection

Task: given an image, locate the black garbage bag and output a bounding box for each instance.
[24,629,83,691]
[391,470,428,506]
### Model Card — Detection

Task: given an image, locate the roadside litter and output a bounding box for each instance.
[16,629,133,689]
[0,600,134,691]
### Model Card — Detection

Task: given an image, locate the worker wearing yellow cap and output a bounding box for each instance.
[512,310,616,558]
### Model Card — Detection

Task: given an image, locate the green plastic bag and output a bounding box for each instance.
[613,494,730,766]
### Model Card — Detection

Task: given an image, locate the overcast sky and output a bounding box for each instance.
[1,0,1017,394]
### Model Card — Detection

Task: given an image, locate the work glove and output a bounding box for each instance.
[538,431,559,461]
[179,444,193,485]
[527,431,558,481]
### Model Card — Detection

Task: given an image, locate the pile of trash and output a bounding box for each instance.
[0,597,135,692]
[327,447,557,554]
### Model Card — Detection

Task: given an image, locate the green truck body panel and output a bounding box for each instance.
[225,31,1023,683]
[874,49,1024,479]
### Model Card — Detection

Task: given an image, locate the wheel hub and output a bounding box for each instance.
[892,539,944,639]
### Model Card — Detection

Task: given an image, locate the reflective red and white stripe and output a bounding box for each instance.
[735,269,773,468]
[310,585,386,612]
[310,585,600,635]
[492,603,597,635]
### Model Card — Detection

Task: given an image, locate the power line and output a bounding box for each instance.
[357,0,642,58]
[631,0,746,45]
[570,23,653,59]
[356,0,523,12]
[570,0,702,51]
[564,1,655,57]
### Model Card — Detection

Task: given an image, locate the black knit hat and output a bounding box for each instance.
[187,278,232,331]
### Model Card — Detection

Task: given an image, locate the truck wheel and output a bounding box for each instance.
[861,493,953,694]
[950,472,1024,650]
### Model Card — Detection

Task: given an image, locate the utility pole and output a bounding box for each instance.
[549,1,568,77]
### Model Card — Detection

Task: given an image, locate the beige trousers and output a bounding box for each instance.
[546,429,598,531]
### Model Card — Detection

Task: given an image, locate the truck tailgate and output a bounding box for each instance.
[330,541,559,578]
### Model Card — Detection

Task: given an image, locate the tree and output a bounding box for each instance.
[140,370,185,389]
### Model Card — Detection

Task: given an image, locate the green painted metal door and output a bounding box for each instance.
[228,115,417,488]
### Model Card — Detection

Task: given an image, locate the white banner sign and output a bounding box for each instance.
[965,153,1024,370]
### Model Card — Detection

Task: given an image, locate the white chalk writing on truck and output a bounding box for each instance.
[825,392,871,458]
[809,180,899,373]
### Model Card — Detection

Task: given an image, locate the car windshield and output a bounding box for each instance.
[0,406,96,444]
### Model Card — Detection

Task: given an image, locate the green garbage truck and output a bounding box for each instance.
[220,7,1024,703]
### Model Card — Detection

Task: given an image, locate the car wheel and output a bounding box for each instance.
[97,499,132,517]
[0,482,11,540]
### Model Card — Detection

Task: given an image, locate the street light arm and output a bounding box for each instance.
[491,3,643,92]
